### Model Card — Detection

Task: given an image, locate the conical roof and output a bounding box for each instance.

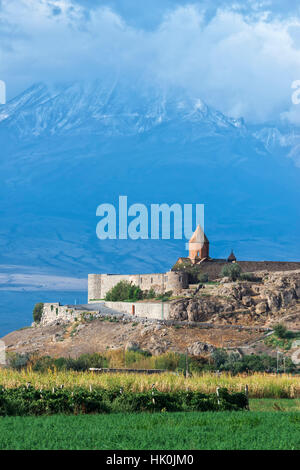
[227,250,237,262]
[189,225,209,244]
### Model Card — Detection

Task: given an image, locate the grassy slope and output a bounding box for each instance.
[0,401,300,450]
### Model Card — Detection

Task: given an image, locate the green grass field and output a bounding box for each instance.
[0,400,299,450]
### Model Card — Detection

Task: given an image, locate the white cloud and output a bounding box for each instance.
[1,0,300,123]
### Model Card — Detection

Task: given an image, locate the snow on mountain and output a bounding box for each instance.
[0,80,299,285]
[253,125,300,167]
[0,81,247,139]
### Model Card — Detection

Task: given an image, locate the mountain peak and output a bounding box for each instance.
[0,80,247,139]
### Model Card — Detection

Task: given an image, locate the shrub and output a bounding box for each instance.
[0,386,247,416]
[146,288,156,299]
[156,291,173,301]
[6,353,30,371]
[105,281,144,302]
[221,263,242,281]
[240,272,260,282]
[33,303,44,323]
[172,262,205,284]
[197,273,209,283]
[273,323,288,339]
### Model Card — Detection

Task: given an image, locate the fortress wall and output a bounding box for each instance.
[41,303,98,325]
[88,271,188,301]
[198,260,300,280]
[238,261,300,273]
[103,301,171,320]
[166,271,189,291]
[41,303,76,325]
[88,274,102,301]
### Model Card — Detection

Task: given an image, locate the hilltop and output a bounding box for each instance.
[2,269,300,363]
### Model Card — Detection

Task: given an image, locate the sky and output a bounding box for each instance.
[1,0,300,123]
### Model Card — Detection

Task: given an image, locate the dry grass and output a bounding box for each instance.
[0,369,299,398]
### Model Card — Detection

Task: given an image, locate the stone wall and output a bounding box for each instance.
[194,260,300,280]
[103,301,171,320]
[41,303,97,326]
[88,271,188,301]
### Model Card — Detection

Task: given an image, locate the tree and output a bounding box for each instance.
[33,302,44,323]
[211,349,228,368]
[105,281,144,301]
[273,323,288,339]
[221,263,242,281]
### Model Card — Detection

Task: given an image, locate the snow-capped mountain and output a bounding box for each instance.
[0,80,299,284]
[0,81,246,139]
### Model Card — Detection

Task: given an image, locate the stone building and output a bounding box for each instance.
[175,226,300,278]
[88,271,189,301]
[88,225,300,301]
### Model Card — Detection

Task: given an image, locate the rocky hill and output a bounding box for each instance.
[169,270,300,329]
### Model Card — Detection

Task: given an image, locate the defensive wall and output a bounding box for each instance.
[41,303,98,326]
[88,271,188,301]
[177,259,300,280]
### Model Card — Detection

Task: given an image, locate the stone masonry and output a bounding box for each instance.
[88,271,188,301]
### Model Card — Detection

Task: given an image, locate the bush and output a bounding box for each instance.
[221,263,242,281]
[146,288,156,299]
[31,353,108,373]
[172,262,205,284]
[240,272,261,282]
[105,281,144,302]
[33,303,44,323]
[6,353,30,371]
[197,273,209,283]
[211,349,297,374]
[156,291,173,301]
[273,323,288,339]
[0,386,248,416]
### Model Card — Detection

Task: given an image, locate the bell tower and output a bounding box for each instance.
[188,225,209,263]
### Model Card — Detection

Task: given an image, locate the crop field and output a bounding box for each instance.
[0,406,299,450]
[0,369,300,398]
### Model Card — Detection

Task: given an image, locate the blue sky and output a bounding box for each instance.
[1,0,300,123]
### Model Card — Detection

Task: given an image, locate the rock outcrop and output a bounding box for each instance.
[169,270,300,326]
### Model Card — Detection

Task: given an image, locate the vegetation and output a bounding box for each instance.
[273,323,288,339]
[197,273,209,283]
[104,281,171,302]
[211,349,296,374]
[32,303,44,323]
[1,369,300,398]
[6,349,297,375]
[0,386,247,416]
[221,263,242,281]
[5,351,207,374]
[155,291,173,301]
[249,398,300,412]
[172,261,209,283]
[0,411,299,449]
[264,326,300,351]
[105,281,144,302]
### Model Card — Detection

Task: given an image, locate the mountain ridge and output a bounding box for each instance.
[0,80,299,286]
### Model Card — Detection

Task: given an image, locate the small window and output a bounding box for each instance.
[151,278,153,283]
